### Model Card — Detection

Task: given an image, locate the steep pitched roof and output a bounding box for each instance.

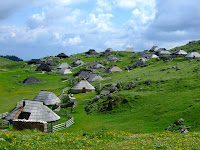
[28,59,43,65]
[185,50,200,58]
[142,52,158,58]
[35,64,52,72]
[88,61,105,68]
[57,68,72,74]
[5,100,60,122]
[100,49,112,57]
[172,49,187,55]
[106,65,123,73]
[56,53,69,58]
[71,59,84,65]
[149,46,159,52]
[71,79,95,90]
[33,90,61,106]
[87,73,104,82]
[57,63,71,69]
[73,70,91,78]
[46,60,57,66]
[125,47,135,53]
[23,77,41,85]
[85,49,98,55]
[108,55,119,62]
[155,50,171,55]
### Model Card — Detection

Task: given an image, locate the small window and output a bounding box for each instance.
[18,112,31,119]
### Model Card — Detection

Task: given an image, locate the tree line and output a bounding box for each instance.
[0,55,23,62]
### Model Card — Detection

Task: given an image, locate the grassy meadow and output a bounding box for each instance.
[1,42,200,149]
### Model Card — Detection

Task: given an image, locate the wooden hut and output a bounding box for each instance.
[185,50,200,58]
[85,49,98,55]
[87,73,104,82]
[73,70,91,79]
[70,79,95,94]
[57,68,72,74]
[28,59,43,65]
[5,100,60,122]
[23,77,41,85]
[35,64,52,72]
[46,60,57,66]
[57,63,71,69]
[149,46,159,52]
[100,49,112,57]
[106,65,123,73]
[124,47,135,53]
[33,90,61,106]
[108,55,119,62]
[71,59,84,66]
[88,62,105,69]
[56,53,70,59]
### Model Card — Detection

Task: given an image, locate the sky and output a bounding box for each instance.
[0,0,200,60]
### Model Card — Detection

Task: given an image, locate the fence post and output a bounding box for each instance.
[51,122,53,133]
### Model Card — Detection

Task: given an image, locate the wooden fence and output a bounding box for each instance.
[52,117,74,132]
[0,112,9,119]
[1,120,10,128]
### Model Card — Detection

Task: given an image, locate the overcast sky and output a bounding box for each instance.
[0,0,200,60]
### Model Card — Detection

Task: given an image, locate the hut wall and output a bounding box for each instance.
[13,119,47,132]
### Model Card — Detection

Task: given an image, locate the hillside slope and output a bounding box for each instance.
[0,57,15,66]
[170,40,200,52]
[1,44,200,149]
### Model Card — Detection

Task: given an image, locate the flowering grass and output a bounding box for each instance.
[0,129,200,149]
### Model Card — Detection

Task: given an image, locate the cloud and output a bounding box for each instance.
[142,0,200,45]
[47,0,88,6]
[95,0,113,12]
[68,36,82,45]
[0,0,37,20]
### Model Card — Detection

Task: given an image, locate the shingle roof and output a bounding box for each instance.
[57,63,71,69]
[149,46,159,52]
[125,47,135,53]
[28,59,43,65]
[6,100,60,122]
[85,49,98,55]
[71,79,95,90]
[100,49,112,57]
[106,65,123,73]
[35,64,52,72]
[57,68,72,74]
[88,62,105,68]
[73,70,91,78]
[185,50,200,58]
[71,59,84,65]
[108,55,119,62]
[56,53,69,58]
[23,77,41,85]
[87,73,104,82]
[33,90,61,106]
[46,60,57,66]
[172,49,187,55]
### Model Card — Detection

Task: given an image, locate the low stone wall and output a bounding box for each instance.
[13,119,47,132]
